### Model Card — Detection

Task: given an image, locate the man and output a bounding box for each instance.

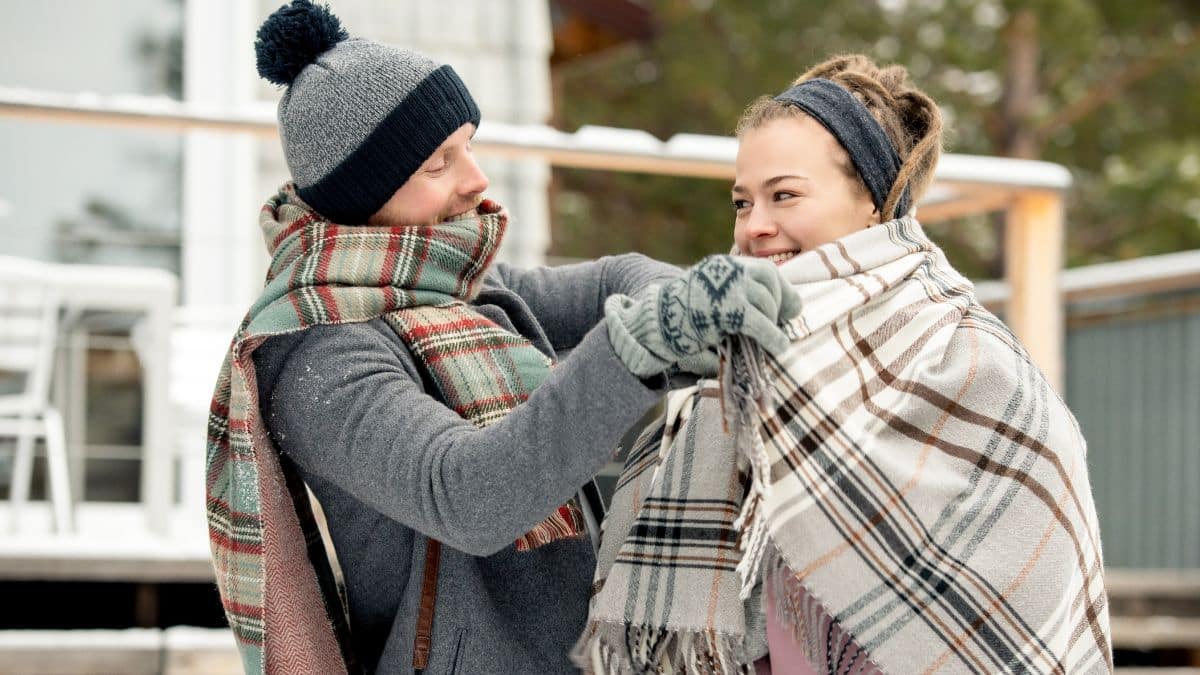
[205,2,799,672]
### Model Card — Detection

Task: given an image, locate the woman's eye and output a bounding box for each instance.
[774,191,797,202]
[732,199,749,211]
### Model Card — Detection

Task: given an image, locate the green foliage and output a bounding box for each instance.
[551,0,1200,277]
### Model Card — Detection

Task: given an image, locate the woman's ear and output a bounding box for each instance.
[865,206,882,228]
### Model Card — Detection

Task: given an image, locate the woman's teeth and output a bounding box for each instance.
[766,251,800,264]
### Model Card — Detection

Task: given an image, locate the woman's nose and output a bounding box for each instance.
[743,206,777,238]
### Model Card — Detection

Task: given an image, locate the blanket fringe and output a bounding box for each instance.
[762,544,884,674]
[719,336,772,599]
[572,620,754,675]
[763,545,805,649]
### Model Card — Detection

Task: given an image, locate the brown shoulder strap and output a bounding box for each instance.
[412,538,442,672]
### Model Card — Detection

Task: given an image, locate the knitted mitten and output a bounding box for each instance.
[605,255,800,377]
[672,348,719,378]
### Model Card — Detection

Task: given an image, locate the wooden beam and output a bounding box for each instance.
[1004,190,1065,391]
[0,88,1074,224]
[0,628,242,675]
[1110,616,1200,649]
[916,185,1015,222]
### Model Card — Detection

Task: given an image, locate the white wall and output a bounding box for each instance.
[181,0,263,310]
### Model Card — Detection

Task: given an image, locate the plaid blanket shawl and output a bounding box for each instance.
[205,185,582,674]
[578,216,1111,674]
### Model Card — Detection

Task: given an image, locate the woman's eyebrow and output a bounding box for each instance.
[732,174,810,194]
[765,174,809,187]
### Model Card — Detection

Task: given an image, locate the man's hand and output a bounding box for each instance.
[604,255,800,377]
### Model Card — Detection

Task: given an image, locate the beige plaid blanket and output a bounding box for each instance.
[577,216,1111,674]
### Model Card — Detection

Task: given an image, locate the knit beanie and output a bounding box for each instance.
[255,0,481,224]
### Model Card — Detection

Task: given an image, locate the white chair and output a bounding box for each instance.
[0,256,73,532]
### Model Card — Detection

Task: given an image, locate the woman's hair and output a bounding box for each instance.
[735,54,943,220]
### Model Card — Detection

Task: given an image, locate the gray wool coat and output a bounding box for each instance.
[252,254,680,674]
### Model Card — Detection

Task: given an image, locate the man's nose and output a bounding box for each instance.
[459,153,489,196]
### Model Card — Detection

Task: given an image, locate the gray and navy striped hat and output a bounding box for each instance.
[255,0,480,224]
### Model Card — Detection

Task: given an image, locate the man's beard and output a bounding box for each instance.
[441,195,484,222]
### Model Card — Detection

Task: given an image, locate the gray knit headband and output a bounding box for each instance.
[774,78,911,219]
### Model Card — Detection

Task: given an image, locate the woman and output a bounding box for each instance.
[578,55,1111,674]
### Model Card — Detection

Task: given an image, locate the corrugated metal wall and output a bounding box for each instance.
[1065,291,1200,569]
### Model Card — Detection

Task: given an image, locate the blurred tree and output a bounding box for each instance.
[550,0,1200,277]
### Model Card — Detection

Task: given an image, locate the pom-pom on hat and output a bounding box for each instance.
[255,0,480,224]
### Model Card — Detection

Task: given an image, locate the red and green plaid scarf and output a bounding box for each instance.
[205,184,584,674]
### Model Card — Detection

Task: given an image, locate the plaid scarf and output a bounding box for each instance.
[205,185,583,674]
[577,217,1112,674]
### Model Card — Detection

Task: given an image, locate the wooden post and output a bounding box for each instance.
[1004,190,1065,391]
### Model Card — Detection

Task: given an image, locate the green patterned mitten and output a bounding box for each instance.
[605,255,800,377]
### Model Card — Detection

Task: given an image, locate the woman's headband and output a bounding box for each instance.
[773,78,911,218]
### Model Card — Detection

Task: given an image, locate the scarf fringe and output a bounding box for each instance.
[572,621,754,675]
[514,502,586,551]
[719,336,772,600]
